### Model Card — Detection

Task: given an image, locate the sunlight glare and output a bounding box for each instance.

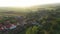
[0,0,60,7]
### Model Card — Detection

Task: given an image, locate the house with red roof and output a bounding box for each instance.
[4,23,17,30]
[0,24,4,30]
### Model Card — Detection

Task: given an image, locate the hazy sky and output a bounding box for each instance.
[0,0,60,7]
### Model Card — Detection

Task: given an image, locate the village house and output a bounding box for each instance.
[0,23,17,30]
[9,24,17,29]
[0,24,4,31]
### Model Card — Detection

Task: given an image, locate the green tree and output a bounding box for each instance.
[26,26,39,34]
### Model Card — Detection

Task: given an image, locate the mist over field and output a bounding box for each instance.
[0,3,60,34]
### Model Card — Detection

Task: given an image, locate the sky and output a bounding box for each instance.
[0,0,60,7]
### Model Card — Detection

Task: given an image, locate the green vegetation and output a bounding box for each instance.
[0,4,60,34]
[26,26,39,34]
[25,6,60,34]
